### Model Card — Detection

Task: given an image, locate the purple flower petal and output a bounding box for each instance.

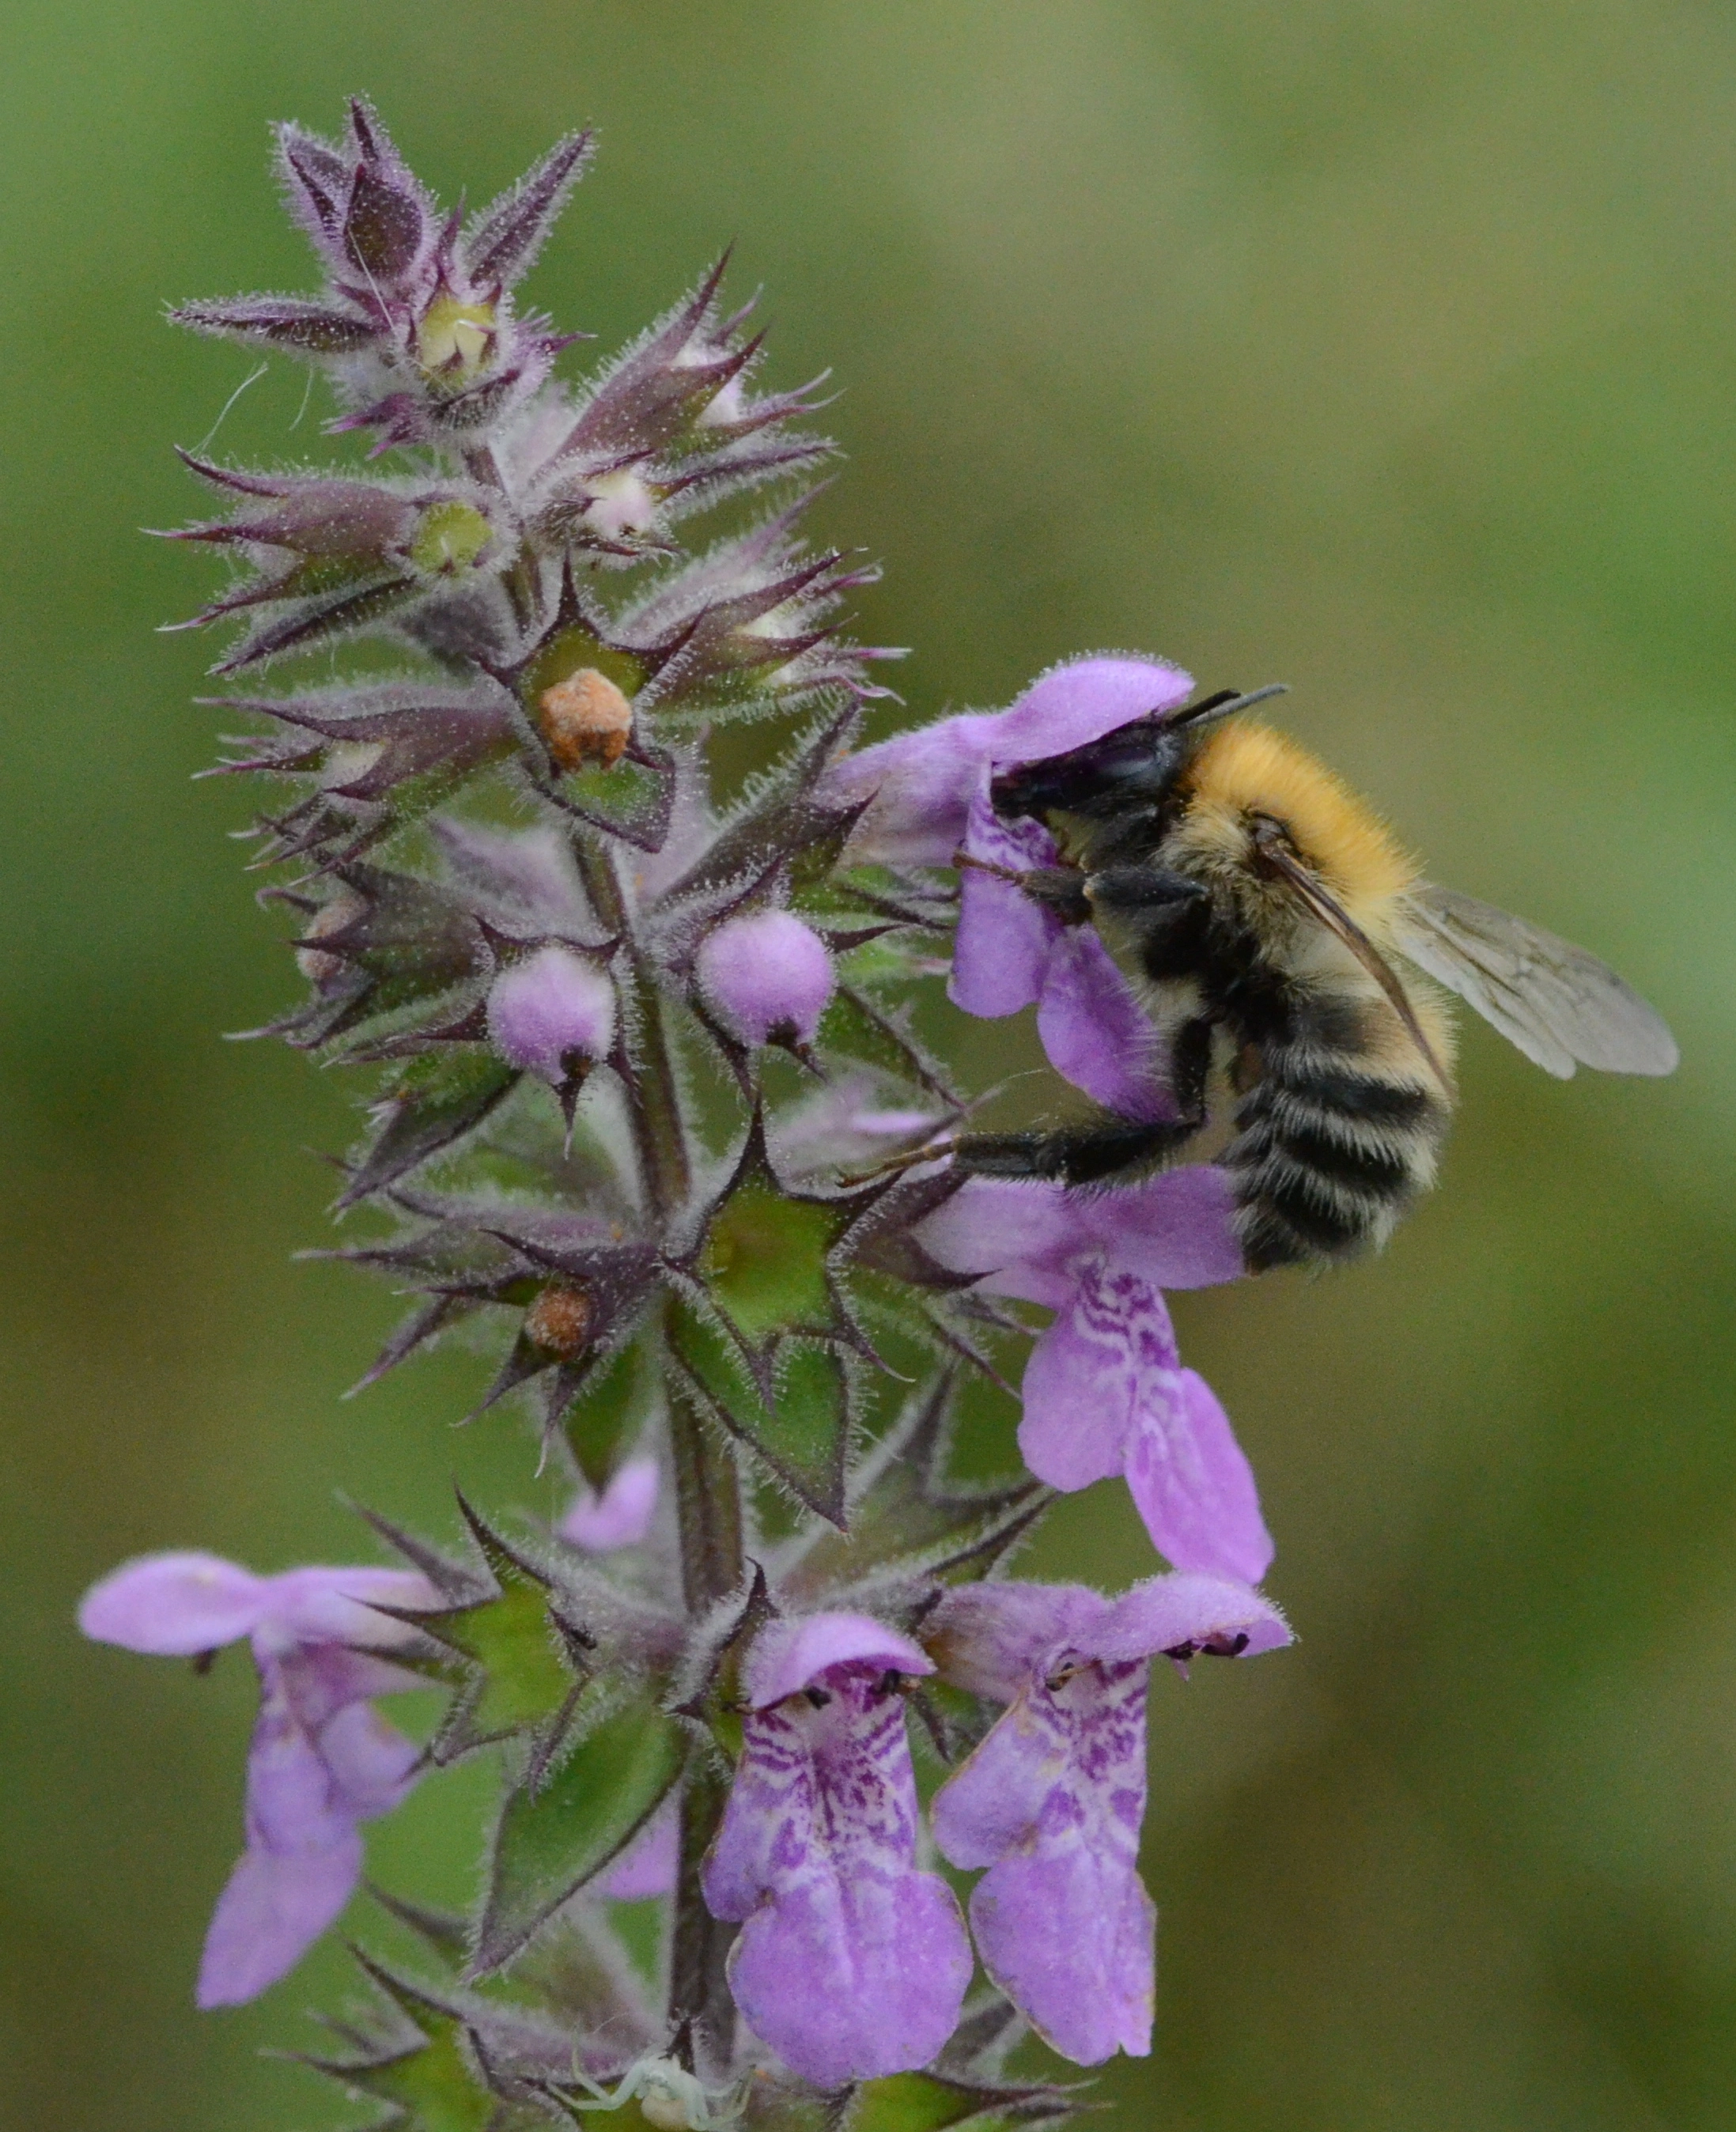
[702,1663,970,2086]
[914,1179,1080,1308]
[916,1166,1241,1304]
[78,1552,267,1655]
[949,782,1061,1018]
[1097,1572,1291,1665]
[558,1454,660,1552]
[1079,1166,1245,1292]
[744,1612,932,1709]
[244,1653,355,1857]
[925,1582,1110,1704]
[1034,928,1168,1117]
[932,1657,1155,2065]
[829,654,1193,867]
[828,715,1005,868]
[195,1831,363,2009]
[981,654,1194,771]
[1122,1366,1273,1583]
[315,1699,423,1820]
[1017,1261,1179,1492]
[255,1566,437,1652]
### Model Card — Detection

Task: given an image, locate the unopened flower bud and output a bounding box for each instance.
[524,1283,594,1358]
[486,946,616,1080]
[293,889,366,985]
[697,910,835,1049]
[407,500,494,576]
[416,290,498,381]
[538,669,635,770]
[581,469,660,541]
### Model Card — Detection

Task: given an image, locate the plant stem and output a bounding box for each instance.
[668,1758,737,2072]
[575,822,742,2052]
[569,833,691,1219]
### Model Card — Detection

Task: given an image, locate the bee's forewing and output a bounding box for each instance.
[1394,883,1678,1079]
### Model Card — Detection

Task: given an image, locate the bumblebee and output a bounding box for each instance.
[948,686,1677,1271]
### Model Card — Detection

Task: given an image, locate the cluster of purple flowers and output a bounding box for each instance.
[83,101,1295,2125]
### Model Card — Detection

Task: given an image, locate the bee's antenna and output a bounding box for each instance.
[1178,682,1289,728]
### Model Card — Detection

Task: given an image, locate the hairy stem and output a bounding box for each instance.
[668,1759,738,2071]
[569,833,691,1218]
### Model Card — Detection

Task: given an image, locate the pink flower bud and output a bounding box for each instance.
[486,946,615,1080]
[696,910,835,1048]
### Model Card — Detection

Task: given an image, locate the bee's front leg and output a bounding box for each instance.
[954,850,1094,926]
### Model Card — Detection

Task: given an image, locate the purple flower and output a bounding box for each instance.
[486,945,616,1080]
[695,909,836,1049]
[917,1168,1272,1582]
[929,1574,1290,2065]
[700,1612,971,2087]
[558,1453,660,1552]
[823,654,1193,867]
[951,777,1169,1117]
[78,1552,434,2006]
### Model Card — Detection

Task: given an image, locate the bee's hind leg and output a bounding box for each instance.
[947,1111,1208,1188]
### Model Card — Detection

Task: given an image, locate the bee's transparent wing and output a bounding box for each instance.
[1394,883,1678,1079]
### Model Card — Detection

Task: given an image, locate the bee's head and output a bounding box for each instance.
[989,686,1279,830]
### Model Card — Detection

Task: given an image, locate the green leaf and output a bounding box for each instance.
[339,1049,520,1208]
[668,1291,852,1522]
[780,1374,1050,1605]
[561,1329,654,1488]
[818,985,958,1106]
[845,2072,1080,2132]
[520,618,648,705]
[407,1506,588,1765]
[300,1957,506,2132]
[475,1688,689,1973]
[700,1180,844,1343]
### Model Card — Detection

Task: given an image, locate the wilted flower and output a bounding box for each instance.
[700,1612,972,2087]
[929,1574,1290,2064]
[695,909,836,1049]
[78,1553,435,2005]
[918,1166,1272,1582]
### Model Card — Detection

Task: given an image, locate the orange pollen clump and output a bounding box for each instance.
[525,1284,593,1357]
[538,669,634,770]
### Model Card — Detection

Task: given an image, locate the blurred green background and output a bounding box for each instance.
[5,2,1733,2126]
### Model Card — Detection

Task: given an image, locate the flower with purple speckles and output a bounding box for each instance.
[929,1574,1290,2065]
[78,1552,433,2006]
[486,943,616,1081]
[823,653,1193,868]
[700,1612,972,2087]
[917,1166,1272,1582]
[696,909,836,1049]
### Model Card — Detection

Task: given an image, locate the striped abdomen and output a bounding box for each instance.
[1224,1036,1449,1271]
